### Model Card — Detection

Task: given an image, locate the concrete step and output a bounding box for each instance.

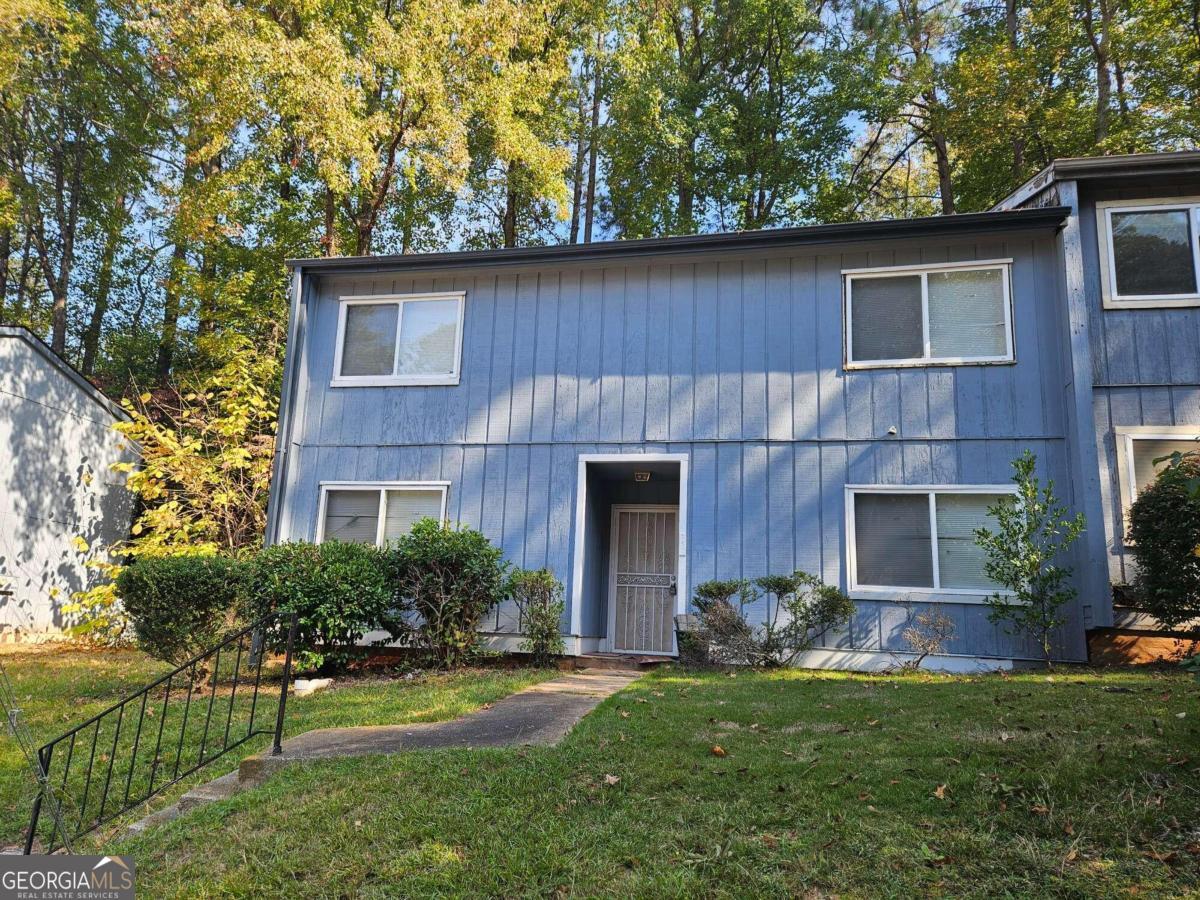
[176,771,243,813]
[572,653,672,672]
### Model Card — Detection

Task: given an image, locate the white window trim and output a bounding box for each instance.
[1097,197,1200,308]
[316,481,450,546]
[844,484,1018,605]
[331,291,466,387]
[842,259,1015,369]
[1113,426,1200,540]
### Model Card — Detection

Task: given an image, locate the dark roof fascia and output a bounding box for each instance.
[287,207,1069,275]
[995,151,1200,210]
[0,324,130,421]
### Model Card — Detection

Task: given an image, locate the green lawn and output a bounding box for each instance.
[115,666,1200,898]
[0,645,554,849]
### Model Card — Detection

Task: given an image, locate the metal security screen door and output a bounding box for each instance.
[608,506,679,654]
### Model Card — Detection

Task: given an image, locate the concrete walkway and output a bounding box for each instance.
[127,668,641,836]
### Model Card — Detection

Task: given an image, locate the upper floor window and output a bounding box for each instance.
[1098,198,1200,308]
[843,260,1014,368]
[317,482,449,545]
[332,292,465,386]
[846,485,1015,600]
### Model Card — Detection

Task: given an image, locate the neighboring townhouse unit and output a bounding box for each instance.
[0,326,135,639]
[266,150,1200,668]
[997,151,1200,629]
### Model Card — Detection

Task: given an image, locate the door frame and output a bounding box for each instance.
[605,504,680,655]
[570,453,689,647]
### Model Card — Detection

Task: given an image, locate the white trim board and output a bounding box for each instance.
[791,648,1015,673]
[1096,197,1200,308]
[569,453,690,642]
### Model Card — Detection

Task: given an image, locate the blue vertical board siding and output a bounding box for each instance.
[278,228,1093,661]
[1071,187,1200,585]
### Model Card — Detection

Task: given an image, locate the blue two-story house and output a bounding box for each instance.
[264,151,1200,668]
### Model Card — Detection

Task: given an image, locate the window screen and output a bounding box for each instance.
[853,493,934,587]
[849,275,924,362]
[337,295,463,381]
[852,489,1012,594]
[1111,209,1197,297]
[322,490,381,543]
[341,304,399,376]
[383,489,444,541]
[396,299,459,376]
[935,493,1003,590]
[846,264,1012,365]
[927,269,1007,358]
[1131,438,1200,495]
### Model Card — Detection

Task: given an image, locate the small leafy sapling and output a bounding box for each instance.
[974,451,1085,667]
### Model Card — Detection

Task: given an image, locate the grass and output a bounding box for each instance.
[115,665,1200,898]
[0,644,555,849]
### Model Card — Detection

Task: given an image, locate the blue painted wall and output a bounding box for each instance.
[275,227,1087,661]
[1072,182,1200,587]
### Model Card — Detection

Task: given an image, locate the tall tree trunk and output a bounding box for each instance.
[583,36,602,243]
[13,230,33,321]
[323,189,339,257]
[502,162,519,248]
[1081,0,1112,143]
[81,198,125,376]
[931,132,955,215]
[568,80,587,245]
[156,239,187,382]
[677,135,696,232]
[0,226,10,319]
[1007,0,1025,177]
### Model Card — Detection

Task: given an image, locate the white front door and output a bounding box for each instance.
[608,506,678,654]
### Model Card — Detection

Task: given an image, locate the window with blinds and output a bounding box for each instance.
[319,484,447,545]
[1125,435,1200,500]
[844,262,1013,367]
[333,293,464,386]
[849,488,1009,595]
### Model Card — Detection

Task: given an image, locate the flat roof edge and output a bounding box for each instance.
[287,207,1069,274]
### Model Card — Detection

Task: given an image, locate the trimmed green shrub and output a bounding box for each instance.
[507,568,565,666]
[116,555,246,665]
[1129,456,1200,630]
[390,519,507,669]
[689,574,854,668]
[245,541,400,673]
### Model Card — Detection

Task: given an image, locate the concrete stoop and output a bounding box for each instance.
[125,669,641,837]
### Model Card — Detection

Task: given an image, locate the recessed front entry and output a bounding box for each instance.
[608,506,678,654]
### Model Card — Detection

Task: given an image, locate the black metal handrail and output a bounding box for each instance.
[25,611,299,853]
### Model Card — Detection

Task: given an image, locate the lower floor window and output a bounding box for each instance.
[318,483,448,545]
[848,487,1009,594]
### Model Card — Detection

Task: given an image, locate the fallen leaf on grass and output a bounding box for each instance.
[1030,804,1051,816]
[1063,822,1075,836]
[933,784,948,800]
[1143,849,1178,864]
[711,745,727,757]
[619,710,631,719]
[604,774,621,786]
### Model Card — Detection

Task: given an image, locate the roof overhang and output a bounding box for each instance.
[287,207,1070,276]
[995,151,1200,211]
